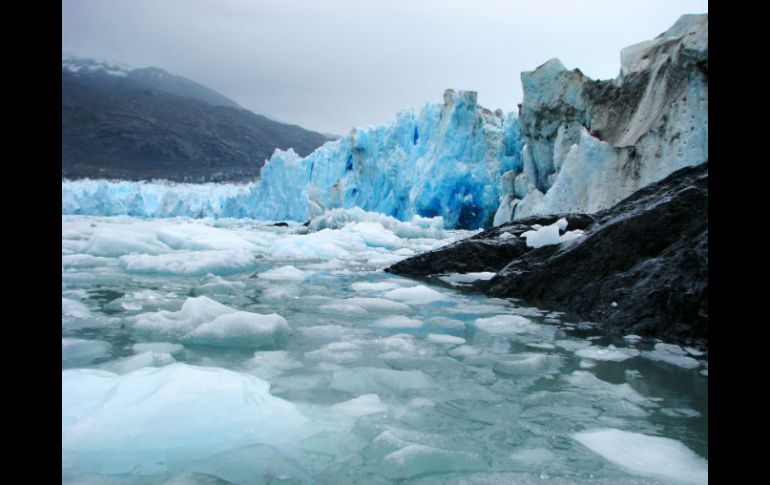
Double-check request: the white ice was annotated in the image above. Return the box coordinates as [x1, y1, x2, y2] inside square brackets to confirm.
[572, 428, 707, 485]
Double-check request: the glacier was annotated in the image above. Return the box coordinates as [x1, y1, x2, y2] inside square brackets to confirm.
[63, 89, 523, 229]
[63, 14, 706, 230]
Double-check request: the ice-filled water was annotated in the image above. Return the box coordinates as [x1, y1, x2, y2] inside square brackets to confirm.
[62, 213, 707, 484]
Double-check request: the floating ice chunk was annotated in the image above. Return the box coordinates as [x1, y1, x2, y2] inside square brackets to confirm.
[351, 281, 402, 292]
[642, 343, 701, 369]
[684, 346, 706, 357]
[572, 429, 708, 485]
[261, 284, 300, 301]
[308, 208, 444, 239]
[62, 338, 111, 365]
[304, 342, 364, 365]
[134, 296, 236, 340]
[448, 345, 482, 358]
[257, 265, 307, 282]
[121, 250, 256, 275]
[132, 342, 183, 355]
[331, 394, 388, 417]
[575, 345, 640, 362]
[348, 222, 401, 249]
[623, 334, 643, 343]
[62, 298, 91, 318]
[245, 350, 303, 379]
[345, 297, 412, 313]
[438, 272, 497, 286]
[318, 301, 369, 316]
[493, 353, 561, 376]
[565, 371, 656, 407]
[62, 364, 310, 474]
[498, 232, 515, 240]
[364, 427, 487, 479]
[83, 229, 170, 256]
[182, 311, 289, 348]
[426, 334, 466, 345]
[373, 316, 423, 329]
[155, 224, 256, 251]
[554, 339, 593, 351]
[474, 315, 536, 335]
[383, 285, 449, 304]
[661, 407, 702, 418]
[579, 359, 596, 368]
[330, 367, 435, 394]
[625, 369, 643, 379]
[197, 275, 247, 291]
[61, 254, 112, 268]
[381, 444, 486, 478]
[298, 325, 371, 342]
[527, 342, 556, 350]
[654, 343, 688, 355]
[101, 351, 175, 374]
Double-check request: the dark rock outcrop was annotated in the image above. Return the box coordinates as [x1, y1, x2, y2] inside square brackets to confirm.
[387, 163, 707, 348]
[62, 59, 334, 183]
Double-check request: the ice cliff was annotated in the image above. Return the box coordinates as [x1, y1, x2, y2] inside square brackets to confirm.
[63, 90, 523, 229]
[62, 14, 707, 229]
[497, 13, 708, 222]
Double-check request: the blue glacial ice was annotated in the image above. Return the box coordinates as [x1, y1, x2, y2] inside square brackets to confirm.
[63, 89, 523, 229]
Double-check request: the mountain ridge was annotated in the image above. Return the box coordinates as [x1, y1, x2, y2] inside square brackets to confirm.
[62, 57, 334, 183]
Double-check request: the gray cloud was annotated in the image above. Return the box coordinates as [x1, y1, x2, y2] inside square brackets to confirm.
[63, 0, 708, 135]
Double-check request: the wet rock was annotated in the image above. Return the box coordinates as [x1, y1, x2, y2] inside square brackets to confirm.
[388, 163, 707, 348]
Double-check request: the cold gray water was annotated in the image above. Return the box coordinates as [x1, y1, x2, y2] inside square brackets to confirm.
[62, 214, 707, 485]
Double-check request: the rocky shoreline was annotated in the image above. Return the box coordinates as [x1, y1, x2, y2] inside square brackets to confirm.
[387, 162, 708, 351]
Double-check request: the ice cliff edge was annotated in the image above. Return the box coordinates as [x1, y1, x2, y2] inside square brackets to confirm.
[498, 13, 707, 222]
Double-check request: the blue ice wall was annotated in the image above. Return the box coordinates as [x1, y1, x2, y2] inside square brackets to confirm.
[62, 89, 524, 229]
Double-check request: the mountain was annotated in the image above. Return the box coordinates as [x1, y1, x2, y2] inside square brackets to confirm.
[62, 57, 334, 182]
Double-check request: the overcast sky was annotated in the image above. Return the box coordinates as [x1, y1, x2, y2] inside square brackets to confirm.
[62, 0, 708, 135]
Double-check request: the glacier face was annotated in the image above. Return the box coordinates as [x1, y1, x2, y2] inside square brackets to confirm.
[502, 14, 708, 221]
[62, 14, 706, 228]
[63, 90, 523, 230]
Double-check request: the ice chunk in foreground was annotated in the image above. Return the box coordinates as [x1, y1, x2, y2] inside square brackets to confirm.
[572, 428, 707, 485]
[134, 296, 288, 348]
[62, 364, 310, 474]
[383, 285, 449, 304]
[182, 311, 290, 348]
